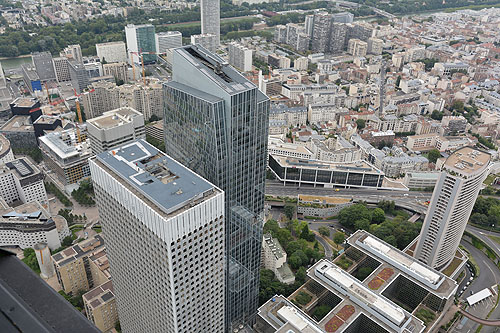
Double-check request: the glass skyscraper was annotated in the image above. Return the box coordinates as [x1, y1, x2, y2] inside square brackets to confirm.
[163, 45, 269, 331]
[125, 24, 157, 65]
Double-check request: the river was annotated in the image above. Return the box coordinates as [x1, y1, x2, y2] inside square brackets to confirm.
[0, 56, 32, 70]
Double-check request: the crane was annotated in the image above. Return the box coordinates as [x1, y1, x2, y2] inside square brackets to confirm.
[129, 50, 165, 85]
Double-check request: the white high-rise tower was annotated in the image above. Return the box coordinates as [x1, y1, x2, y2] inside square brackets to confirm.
[90, 140, 225, 333]
[415, 147, 491, 270]
[200, 0, 220, 47]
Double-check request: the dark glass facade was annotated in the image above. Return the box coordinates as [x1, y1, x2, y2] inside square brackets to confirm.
[163, 46, 270, 331]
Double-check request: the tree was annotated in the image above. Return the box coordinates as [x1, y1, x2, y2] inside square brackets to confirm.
[61, 236, 73, 247]
[295, 266, 306, 284]
[377, 200, 395, 215]
[284, 204, 295, 220]
[333, 232, 345, 245]
[22, 248, 40, 273]
[355, 267, 373, 281]
[338, 204, 371, 228]
[264, 219, 280, 235]
[427, 149, 441, 163]
[288, 253, 303, 269]
[318, 226, 330, 237]
[277, 228, 292, 246]
[371, 208, 386, 224]
[356, 119, 366, 130]
[430, 110, 443, 120]
[354, 218, 370, 231]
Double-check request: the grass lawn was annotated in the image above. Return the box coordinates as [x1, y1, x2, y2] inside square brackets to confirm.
[489, 235, 500, 246]
[484, 174, 497, 186]
[442, 257, 462, 277]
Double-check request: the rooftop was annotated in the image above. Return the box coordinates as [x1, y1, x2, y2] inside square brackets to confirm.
[443, 147, 490, 176]
[0, 115, 34, 132]
[52, 235, 105, 267]
[271, 155, 383, 175]
[83, 280, 115, 310]
[3, 157, 38, 179]
[264, 234, 285, 259]
[87, 107, 142, 130]
[10, 97, 38, 109]
[0, 134, 11, 157]
[95, 140, 218, 216]
[174, 45, 257, 95]
[39, 129, 92, 160]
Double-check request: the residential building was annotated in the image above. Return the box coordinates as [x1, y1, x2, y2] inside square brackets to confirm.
[118, 80, 164, 120]
[163, 45, 269, 330]
[269, 104, 307, 127]
[311, 12, 332, 53]
[228, 42, 253, 72]
[415, 147, 491, 270]
[89, 140, 225, 333]
[53, 57, 71, 82]
[0, 157, 47, 206]
[96, 41, 128, 64]
[407, 133, 438, 151]
[347, 39, 368, 57]
[368, 37, 384, 55]
[0, 199, 69, 250]
[52, 235, 105, 295]
[200, 0, 220, 47]
[269, 155, 384, 188]
[307, 103, 340, 123]
[262, 234, 295, 284]
[83, 280, 118, 332]
[190, 33, 218, 53]
[294, 57, 309, 71]
[256, 230, 457, 333]
[62, 44, 83, 63]
[87, 107, 145, 154]
[125, 24, 157, 65]
[81, 81, 120, 119]
[102, 62, 128, 83]
[38, 129, 93, 185]
[0, 249, 100, 333]
[32, 51, 56, 82]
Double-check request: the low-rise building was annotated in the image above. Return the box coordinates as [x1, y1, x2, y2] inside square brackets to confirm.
[0, 115, 37, 149]
[87, 107, 145, 154]
[0, 199, 69, 250]
[256, 230, 457, 333]
[52, 235, 105, 295]
[262, 234, 295, 285]
[268, 139, 313, 160]
[269, 155, 384, 188]
[145, 120, 164, 142]
[403, 172, 440, 189]
[0, 134, 14, 165]
[297, 195, 353, 218]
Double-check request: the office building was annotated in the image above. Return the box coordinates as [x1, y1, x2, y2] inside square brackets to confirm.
[332, 11, 354, 23]
[257, 230, 457, 333]
[268, 155, 384, 188]
[190, 33, 218, 53]
[32, 51, 56, 82]
[33, 115, 63, 138]
[9, 97, 41, 122]
[38, 129, 93, 185]
[83, 280, 118, 332]
[228, 42, 253, 72]
[145, 120, 164, 141]
[415, 147, 491, 270]
[96, 41, 128, 64]
[0, 248, 100, 333]
[89, 140, 225, 333]
[102, 62, 128, 83]
[164, 45, 269, 330]
[62, 44, 83, 63]
[403, 172, 440, 189]
[125, 24, 157, 65]
[52, 235, 105, 295]
[21, 64, 42, 93]
[68, 60, 90, 94]
[87, 107, 145, 154]
[155, 31, 182, 54]
[0, 157, 47, 206]
[0, 199, 69, 250]
[81, 81, 120, 119]
[0, 115, 37, 149]
[53, 57, 71, 82]
[262, 234, 294, 284]
[0, 134, 14, 165]
[200, 0, 220, 47]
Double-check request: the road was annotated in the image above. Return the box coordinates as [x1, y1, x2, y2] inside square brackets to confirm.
[468, 225, 500, 258]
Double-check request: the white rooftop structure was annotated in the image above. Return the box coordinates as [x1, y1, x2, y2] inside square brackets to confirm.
[315, 261, 410, 331]
[357, 235, 444, 290]
[466, 288, 493, 306]
[276, 306, 323, 333]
